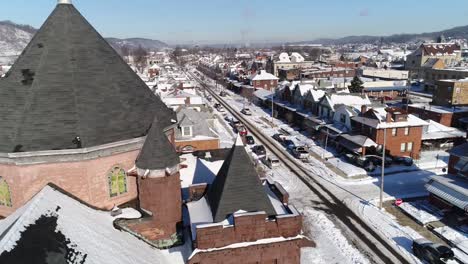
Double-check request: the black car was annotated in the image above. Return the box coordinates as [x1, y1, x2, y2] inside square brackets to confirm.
[393, 156, 414, 166]
[245, 135, 255, 145]
[366, 155, 393, 167]
[272, 133, 285, 143]
[214, 103, 221, 109]
[412, 239, 454, 264]
[252, 145, 266, 156]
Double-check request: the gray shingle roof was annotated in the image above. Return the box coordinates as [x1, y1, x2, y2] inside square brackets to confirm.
[135, 116, 179, 170]
[0, 3, 174, 153]
[206, 138, 276, 222]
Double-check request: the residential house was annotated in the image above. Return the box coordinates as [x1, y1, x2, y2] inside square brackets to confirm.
[251, 70, 279, 91]
[303, 89, 326, 115]
[175, 108, 220, 152]
[292, 83, 314, 107]
[317, 93, 371, 121]
[352, 107, 428, 159]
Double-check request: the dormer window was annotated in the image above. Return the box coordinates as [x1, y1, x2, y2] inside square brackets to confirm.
[182, 126, 193, 137]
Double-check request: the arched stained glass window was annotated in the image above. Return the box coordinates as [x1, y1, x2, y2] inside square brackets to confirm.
[108, 167, 127, 197]
[0, 177, 12, 207]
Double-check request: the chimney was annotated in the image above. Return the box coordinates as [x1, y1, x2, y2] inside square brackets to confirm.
[361, 105, 368, 114]
[386, 111, 392, 122]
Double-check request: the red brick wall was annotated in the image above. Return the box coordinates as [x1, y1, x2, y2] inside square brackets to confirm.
[408, 106, 453, 127]
[447, 155, 460, 175]
[188, 238, 306, 264]
[195, 212, 302, 249]
[175, 139, 220, 152]
[374, 126, 423, 159]
[129, 172, 182, 240]
[0, 150, 140, 217]
[253, 80, 278, 91]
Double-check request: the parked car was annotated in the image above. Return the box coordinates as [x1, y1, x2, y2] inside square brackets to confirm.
[213, 103, 221, 109]
[245, 135, 255, 145]
[241, 108, 252, 116]
[224, 115, 234, 122]
[217, 107, 226, 113]
[237, 125, 248, 136]
[219, 91, 227, 97]
[412, 239, 454, 264]
[292, 146, 309, 160]
[345, 154, 376, 172]
[392, 156, 414, 166]
[283, 139, 296, 151]
[366, 155, 393, 167]
[264, 155, 280, 168]
[252, 145, 266, 156]
[272, 133, 286, 143]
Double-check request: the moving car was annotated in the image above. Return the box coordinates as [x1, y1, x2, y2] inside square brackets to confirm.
[412, 239, 454, 264]
[241, 108, 252, 116]
[252, 145, 266, 156]
[245, 135, 255, 145]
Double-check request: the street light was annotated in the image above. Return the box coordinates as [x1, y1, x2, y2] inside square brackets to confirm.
[271, 87, 275, 126]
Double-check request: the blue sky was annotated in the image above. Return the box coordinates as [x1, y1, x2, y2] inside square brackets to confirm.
[2, 0, 468, 44]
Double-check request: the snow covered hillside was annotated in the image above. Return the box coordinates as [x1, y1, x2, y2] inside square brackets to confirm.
[0, 21, 35, 63]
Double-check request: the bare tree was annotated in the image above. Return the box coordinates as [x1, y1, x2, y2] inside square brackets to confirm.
[133, 45, 148, 71]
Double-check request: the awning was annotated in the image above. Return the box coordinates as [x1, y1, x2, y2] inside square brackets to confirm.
[425, 176, 468, 212]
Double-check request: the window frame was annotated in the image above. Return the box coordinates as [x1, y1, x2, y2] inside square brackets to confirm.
[400, 143, 406, 153]
[108, 166, 128, 198]
[407, 142, 413, 152]
[181, 126, 193, 137]
[404, 127, 409, 136]
[0, 177, 12, 207]
[392, 128, 397, 136]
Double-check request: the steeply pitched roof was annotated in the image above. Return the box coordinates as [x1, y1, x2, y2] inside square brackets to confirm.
[206, 137, 275, 222]
[421, 43, 460, 56]
[0, 185, 170, 264]
[0, 3, 174, 153]
[135, 116, 179, 170]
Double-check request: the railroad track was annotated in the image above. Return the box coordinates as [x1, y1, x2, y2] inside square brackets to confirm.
[188, 70, 414, 264]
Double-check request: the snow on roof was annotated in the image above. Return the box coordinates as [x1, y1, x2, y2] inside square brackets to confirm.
[308, 89, 326, 102]
[290, 52, 305, 63]
[422, 120, 466, 140]
[264, 184, 288, 215]
[179, 154, 224, 188]
[252, 70, 279, 81]
[278, 52, 290, 62]
[353, 108, 429, 129]
[0, 185, 172, 264]
[186, 197, 213, 241]
[296, 84, 314, 96]
[326, 94, 371, 109]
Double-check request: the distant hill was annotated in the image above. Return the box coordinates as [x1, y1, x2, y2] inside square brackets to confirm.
[293, 25, 468, 45]
[106, 37, 168, 52]
[0, 21, 168, 63]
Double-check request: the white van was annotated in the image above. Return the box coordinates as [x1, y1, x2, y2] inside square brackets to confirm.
[265, 155, 280, 168]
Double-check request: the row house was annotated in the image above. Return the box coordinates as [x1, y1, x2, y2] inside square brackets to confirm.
[352, 107, 429, 159]
[317, 93, 372, 121]
[425, 143, 467, 220]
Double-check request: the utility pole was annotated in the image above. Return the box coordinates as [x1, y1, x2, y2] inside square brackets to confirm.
[322, 127, 329, 159]
[271, 87, 275, 126]
[379, 127, 387, 210]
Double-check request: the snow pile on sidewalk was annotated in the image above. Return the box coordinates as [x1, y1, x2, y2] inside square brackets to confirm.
[398, 201, 443, 225]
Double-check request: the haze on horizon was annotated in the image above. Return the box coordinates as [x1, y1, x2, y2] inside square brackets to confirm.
[2, 0, 468, 45]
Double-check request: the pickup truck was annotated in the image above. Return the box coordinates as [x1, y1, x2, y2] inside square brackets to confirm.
[292, 146, 309, 160]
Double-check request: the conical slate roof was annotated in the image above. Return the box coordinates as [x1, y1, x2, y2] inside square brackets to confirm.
[206, 137, 275, 222]
[135, 116, 179, 170]
[0, 2, 174, 153]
